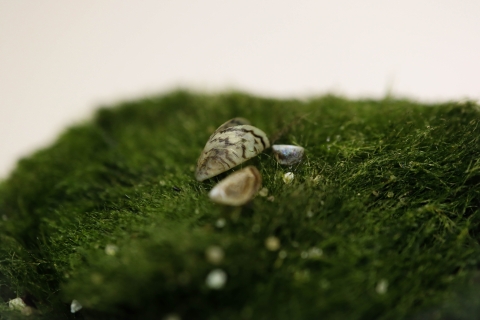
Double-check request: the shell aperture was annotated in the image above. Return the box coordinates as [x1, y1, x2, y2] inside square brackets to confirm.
[208, 166, 262, 206]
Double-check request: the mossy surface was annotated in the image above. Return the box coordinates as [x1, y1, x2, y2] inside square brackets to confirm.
[1, 91, 480, 319]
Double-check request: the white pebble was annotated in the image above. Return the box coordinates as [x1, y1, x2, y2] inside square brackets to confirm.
[205, 269, 227, 289]
[283, 172, 294, 184]
[70, 299, 83, 313]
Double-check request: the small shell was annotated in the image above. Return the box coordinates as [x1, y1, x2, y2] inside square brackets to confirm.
[272, 145, 304, 165]
[196, 124, 270, 181]
[209, 166, 262, 206]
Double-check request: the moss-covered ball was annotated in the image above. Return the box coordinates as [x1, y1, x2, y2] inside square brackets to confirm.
[1, 91, 480, 319]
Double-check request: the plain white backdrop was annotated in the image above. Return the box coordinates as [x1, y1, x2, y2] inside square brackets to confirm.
[1, 0, 479, 178]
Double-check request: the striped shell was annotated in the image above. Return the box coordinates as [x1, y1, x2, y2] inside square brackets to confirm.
[208, 166, 262, 206]
[272, 145, 304, 165]
[195, 122, 270, 181]
[215, 117, 250, 131]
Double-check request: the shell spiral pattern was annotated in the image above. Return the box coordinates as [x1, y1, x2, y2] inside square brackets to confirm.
[195, 124, 270, 181]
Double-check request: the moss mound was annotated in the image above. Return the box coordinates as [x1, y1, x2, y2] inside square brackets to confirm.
[1, 91, 480, 319]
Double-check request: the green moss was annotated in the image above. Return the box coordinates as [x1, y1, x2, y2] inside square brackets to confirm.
[1, 91, 479, 319]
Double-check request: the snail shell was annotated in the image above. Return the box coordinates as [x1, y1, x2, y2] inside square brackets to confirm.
[195, 122, 270, 181]
[208, 166, 262, 206]
[215, 117, 250, 132]
[272, 145, 304, 165]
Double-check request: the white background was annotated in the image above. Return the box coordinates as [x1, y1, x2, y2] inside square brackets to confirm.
[1, 1, 479, 178]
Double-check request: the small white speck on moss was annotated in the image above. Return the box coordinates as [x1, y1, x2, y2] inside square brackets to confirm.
[258, 187, 269, 197]
[206, 269, 227, 289]
[308, 247, 323, 258]
[159, 180, 166, 186]
[265, 236, 281, 251]
[70, 299, 83, 313]
[105, 244, 119, 256]
[215, 218, 226, 228]
[283, 172, 294, 184]
[301, 247, 323, 259]
[205, 246, 224, 265]
[376, 279, 388, 294]
[306, 210, 314, 218]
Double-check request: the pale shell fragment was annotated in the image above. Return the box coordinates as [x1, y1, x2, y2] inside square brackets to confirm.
[70, 299, 83, 313]
[8, 297, 33, 316]
[283, 172, 295, 184]
[196, 123, 270, 181]
[8, 297, 26, 311]
[272, 145, 305, 165]
[208, 166, 262, 206]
